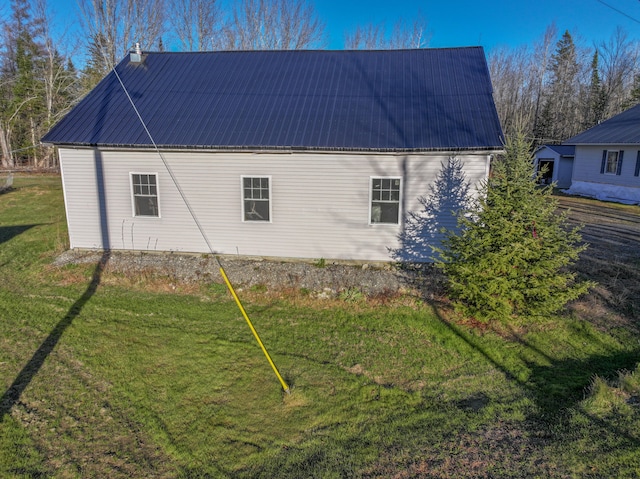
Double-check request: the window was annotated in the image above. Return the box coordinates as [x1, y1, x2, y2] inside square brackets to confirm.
[370, 177, 401, 224]
[242, 176, 270, 221]
[131, 173, 159, 217]
[605, 151, 619, 174]
[601, 150, 624, 175]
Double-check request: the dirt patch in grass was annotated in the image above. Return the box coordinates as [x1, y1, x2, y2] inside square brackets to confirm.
[363, 421, 555, 478]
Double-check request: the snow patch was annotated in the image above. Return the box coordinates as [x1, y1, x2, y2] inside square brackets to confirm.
[564, 181, 640, 205]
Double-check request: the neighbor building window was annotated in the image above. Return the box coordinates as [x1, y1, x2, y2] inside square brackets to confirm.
[605, 150, 619, 174]
[370, 177, 401, 224]
[242, 176, 270, 221]
[131, 173, 159, 217]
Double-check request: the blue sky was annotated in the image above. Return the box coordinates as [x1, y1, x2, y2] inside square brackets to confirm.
[316, 0, 640, 50]
[43, 0, 640, 53]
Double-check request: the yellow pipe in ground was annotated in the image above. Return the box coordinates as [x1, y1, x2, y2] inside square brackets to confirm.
[219, 265, 290, 394]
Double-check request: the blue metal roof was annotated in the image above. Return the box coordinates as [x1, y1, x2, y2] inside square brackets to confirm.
[42, 48, 504, 151]
[565, 104, 640, 145]
[543, 145, 575, 156]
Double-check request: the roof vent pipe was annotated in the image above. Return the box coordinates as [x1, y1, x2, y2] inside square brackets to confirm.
[130, 43, 143, 63]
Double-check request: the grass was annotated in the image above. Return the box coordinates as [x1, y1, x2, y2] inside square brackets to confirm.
[1, 174, 639, 477]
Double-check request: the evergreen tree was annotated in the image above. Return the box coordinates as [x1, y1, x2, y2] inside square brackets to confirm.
[436, 134, 593, 322]
[0, 0, 46, 166]
[584, 50, 606, 129]
[541, 30, 580, 142]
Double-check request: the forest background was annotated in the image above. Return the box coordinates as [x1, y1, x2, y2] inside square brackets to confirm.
[1, 0, 640, 169]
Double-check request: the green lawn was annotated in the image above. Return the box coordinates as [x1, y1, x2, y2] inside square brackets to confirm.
[1, 174, 639, 478]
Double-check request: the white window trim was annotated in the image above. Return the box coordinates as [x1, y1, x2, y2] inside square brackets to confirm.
[241, 175, 272, 223]
[605, 150, 619, 175]
[368, 176, 402, 226]
[130, 172, 161, 218]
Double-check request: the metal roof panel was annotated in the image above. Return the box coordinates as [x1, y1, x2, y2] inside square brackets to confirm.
[42, 48, 504, 151]
[565, 104, 640, 145]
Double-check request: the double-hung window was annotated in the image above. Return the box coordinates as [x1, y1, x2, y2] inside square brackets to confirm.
[601, 150, 624, 175]
[131, 173, 159, 217]
[370, 177, 401, 224]
[605, 150, 619, 174]
[242, 176, 270, 222]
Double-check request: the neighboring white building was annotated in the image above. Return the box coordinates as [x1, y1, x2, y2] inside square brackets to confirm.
[42, 48, 504, 262]
[564, 104, 640, 205]
[533, 145, 574, 189]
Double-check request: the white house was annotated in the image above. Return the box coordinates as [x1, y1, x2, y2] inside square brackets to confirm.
[533, 145, 574, 188]
[564, 104, 640, 205]
[42, 48, 504, 262]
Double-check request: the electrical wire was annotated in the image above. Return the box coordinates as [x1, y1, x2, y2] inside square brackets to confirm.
[109, 64, 217, 258]
[107, 53, 290, 393]
[596, 0, 640, 24]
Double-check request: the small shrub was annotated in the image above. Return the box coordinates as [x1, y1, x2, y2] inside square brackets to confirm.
[314, 258, 326, 268]
[620, 365, 640, 395]
[339, 288, 363, 302]
[581, 365, 640, 419]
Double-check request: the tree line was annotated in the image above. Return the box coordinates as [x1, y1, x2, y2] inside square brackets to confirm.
[490, 24, 640, 145]
[1, 0, 639, 168]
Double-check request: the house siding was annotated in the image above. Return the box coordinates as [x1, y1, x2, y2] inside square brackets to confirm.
[566, 145, 640, 204]
[59, 148, 489, 261]
[533, 146, 574, 189]
[573, 145, 640, 187]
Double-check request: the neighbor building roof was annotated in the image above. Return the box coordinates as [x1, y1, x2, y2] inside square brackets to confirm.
[42, 48, 504, 151]
[541, 145, 575, 156]
[565, 104, 640, 145]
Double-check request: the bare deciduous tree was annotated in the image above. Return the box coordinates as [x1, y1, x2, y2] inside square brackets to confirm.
[169, 0, 224, 51]
[344, 16, 429, 49]
[599, 26, 639, 117]
[77, 0, 166, 72]
[225, 0, 325, 50]
[34, 0, 80, 167]
[489, 45, 532, 137]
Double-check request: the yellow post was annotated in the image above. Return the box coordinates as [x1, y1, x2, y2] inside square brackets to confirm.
[219, 265, 290, 394]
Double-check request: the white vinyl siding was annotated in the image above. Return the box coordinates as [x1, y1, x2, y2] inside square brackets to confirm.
[58, 148, 491, 261]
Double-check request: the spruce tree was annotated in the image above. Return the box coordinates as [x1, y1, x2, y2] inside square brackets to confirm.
[543, 30, 580, 141]
[437, 134, 593, 322]
[584, 50, 606, 129]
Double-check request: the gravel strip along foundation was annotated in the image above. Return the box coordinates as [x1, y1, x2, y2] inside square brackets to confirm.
[54, 250, 442, 298]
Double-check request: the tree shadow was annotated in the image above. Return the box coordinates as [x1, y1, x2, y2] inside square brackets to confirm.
[391, 157, 472, 264]
[390, 157, 472, 295]
[0, 224, 40, 246]
[424, 301, 640, 448]
[0, 251, 111, 420]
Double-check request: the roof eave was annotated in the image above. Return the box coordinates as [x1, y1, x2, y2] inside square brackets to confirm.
[47, 142, 505, 154]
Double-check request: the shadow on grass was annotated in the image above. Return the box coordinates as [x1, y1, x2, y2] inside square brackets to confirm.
[0, 251, 110, 420]
[0, 224, 40, 246]
[423, 295, 640, 448]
